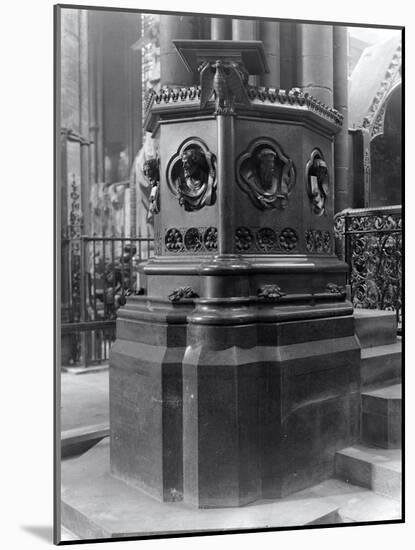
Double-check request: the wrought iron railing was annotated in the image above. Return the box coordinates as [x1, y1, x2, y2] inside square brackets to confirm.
[334, 205, 402, 325]
[61, 235, 154, 367]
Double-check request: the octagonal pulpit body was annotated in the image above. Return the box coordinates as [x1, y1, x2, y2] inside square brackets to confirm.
[110, 41, 360, 510]
[144, 85, 344, 297]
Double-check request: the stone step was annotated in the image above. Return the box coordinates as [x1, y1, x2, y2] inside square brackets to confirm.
[61, 422, 109, 458]
[335, 444, 401, 500]
[361, 384, 401, 448]
[303, 478, 401, 524]
[361, 341, 401, 389]
[354, 309, 397, 349]
[60, 438, 402, 541]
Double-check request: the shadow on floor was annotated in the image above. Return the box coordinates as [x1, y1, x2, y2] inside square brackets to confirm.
[20, 525, 53, 543]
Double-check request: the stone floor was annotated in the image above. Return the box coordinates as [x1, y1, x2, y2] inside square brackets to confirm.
[61, 367, 109, 432]
[58, 365, 401, 542]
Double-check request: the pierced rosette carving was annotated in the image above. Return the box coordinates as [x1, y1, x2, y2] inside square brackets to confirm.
[166, 138, 216, 212]
[236, 138, 295, 210]
[235, 226, 254, 252]
[256, 227, 277, 253]
[279, 228, 298, 251]
[165, 228, 183, 252]
[203, 227, 218, 251]
[184, 228, 202, 252]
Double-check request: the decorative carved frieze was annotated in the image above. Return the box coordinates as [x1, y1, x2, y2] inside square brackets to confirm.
[164, 227, 218, 255]
[236, 139, 296, 210]
[234, 226, 299, 253]
[145, 86, 343, 127]
[166, 139, 217, 212]
[305, 149, 329, 216]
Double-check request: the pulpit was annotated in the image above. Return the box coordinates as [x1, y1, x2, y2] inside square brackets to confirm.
[109, 40, 360, 508]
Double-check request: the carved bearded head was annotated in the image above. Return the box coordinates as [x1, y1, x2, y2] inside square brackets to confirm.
[181, 147, 209, 182]
[255, 148, 279, 192]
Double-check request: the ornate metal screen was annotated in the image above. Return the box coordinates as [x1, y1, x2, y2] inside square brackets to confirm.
[334, 206, 402, 325]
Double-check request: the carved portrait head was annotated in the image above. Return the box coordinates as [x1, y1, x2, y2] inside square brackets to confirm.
[143, 158, 160, 187]
[236, 140, 295, 210]
[167, 140, 217, 212]
[306, 150, 329, 216]
[181, 147, 209, 182]
[143, 157, 160, 220]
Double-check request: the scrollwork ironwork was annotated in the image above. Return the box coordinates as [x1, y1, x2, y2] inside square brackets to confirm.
[334, 207, 401, 323]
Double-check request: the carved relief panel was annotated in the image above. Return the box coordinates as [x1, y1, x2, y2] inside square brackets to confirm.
[305, 149, 329, 216]
[236, 138, 296, 210]
[166, 138, 217, 212]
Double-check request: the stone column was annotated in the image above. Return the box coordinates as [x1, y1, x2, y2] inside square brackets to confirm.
[232, 18, 258, 40]
[211, 17, 232, 40]
[280, 22, 297, 90]
[333, 26, 349, 213]
[160, 15, 198, 87]
[259, 21, 280, 88]
[79, 10, 90, 236]
[232, 19, 259, 85]
[297, 24, 333, 107]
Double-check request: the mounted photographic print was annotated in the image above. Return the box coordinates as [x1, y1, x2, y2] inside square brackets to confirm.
[55, 3, 403, 544]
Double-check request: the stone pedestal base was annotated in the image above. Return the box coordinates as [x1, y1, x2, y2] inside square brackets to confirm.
[109, 284, 360, 508]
